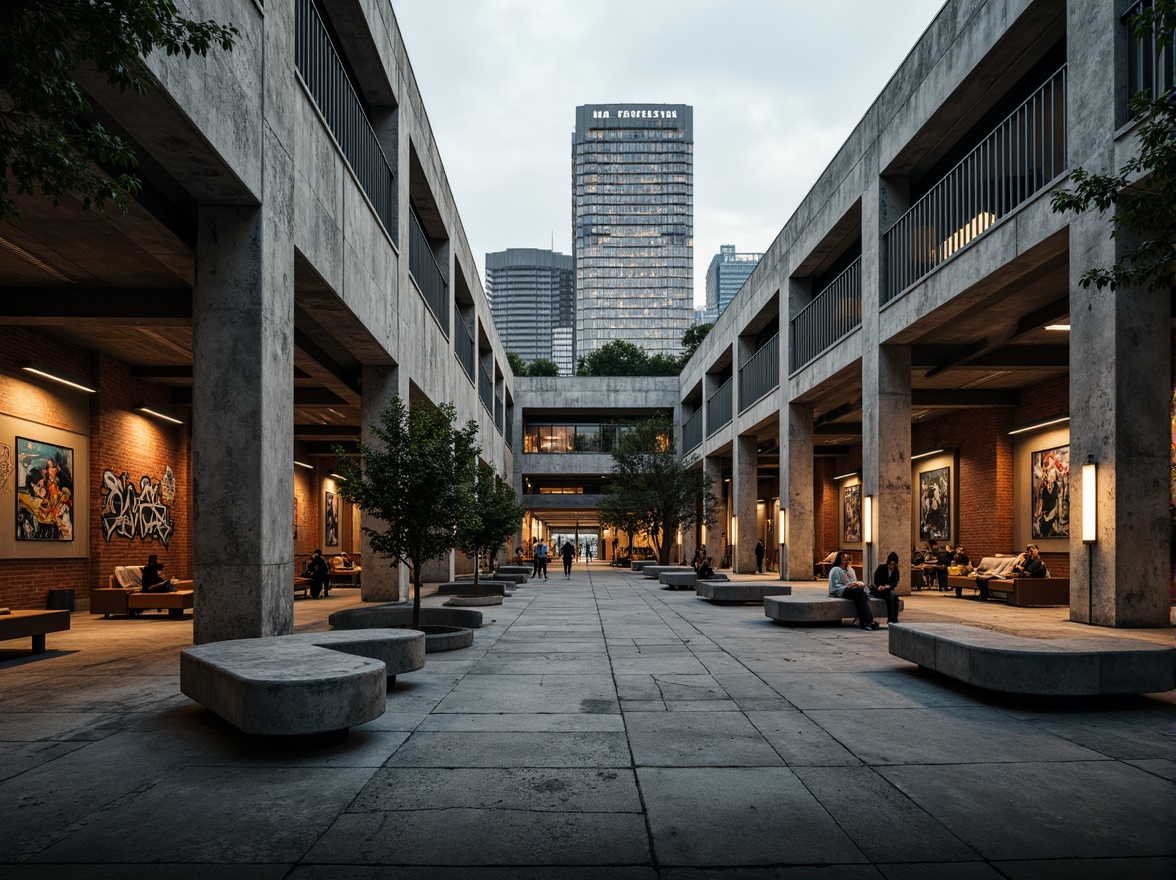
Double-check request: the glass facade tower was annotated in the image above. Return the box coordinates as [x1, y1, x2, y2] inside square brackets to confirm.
[572, 104, 693, 364]
[486, 248, 575, 375]
[705, 244, 762, 316]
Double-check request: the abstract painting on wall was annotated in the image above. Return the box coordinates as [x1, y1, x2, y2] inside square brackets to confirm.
[16, 437, 74, 541]
[325, 490, 339, 547]
[842, 483, 862, 544]
[1031, 444, 1070, 538]
[918, 466, 951, 541]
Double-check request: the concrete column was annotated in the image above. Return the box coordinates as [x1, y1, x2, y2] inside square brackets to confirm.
[781, 402, 815, 581]
[731, 434, 758, 573]
[193, 201, 294, 644]
[357, 364, 403, 602]
[861, 176, 912, 591]
[701, 455, 722, 562]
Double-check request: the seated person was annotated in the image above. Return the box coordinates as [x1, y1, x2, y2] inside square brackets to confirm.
[871, 550, 901, 624]
[829, 550, 878, 630]
[337, 551, 354, 570]
[141, 553, 175, 593]
[951, 546, 971, 569]
[1012, 544, 1047, 578]
[697, 556, 716, 580]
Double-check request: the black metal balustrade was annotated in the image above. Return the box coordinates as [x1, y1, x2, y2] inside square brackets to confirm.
[495, 394, 504, 434]
[706, 378, 732, 437]
[883, 66, 1067, 302]
[294, 0, 395, 237]
[456, 319, 475, 382]
[409, 211, 449, 333]
[478, 369, 493, 415]
[738, 333, 780, 412]
[790, 258, 861, 373]
[505, 407, 514, 450]
[682, 408, 702, 452]
[1126, 0, 1175, 113]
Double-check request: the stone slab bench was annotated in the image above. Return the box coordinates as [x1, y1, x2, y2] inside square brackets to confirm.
[764, 594, 902, 625]
[457, 572, 527, 585]
[643, 565, 694, 579]
[0, 609, 70, 654]
[630, 560, 655, 571]
[437, 581, 509, 596]
[888, 622, 1176, 696]
[329, 603, 484, 630]
[179, 629, 426, 739]
[660, 571, 697, 589]
[697, 581, 793, 604]
[495, 566, 532, 577]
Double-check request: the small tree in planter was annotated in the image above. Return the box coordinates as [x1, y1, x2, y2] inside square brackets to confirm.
[334, 396, 479, 628]
[454, 462, 527, 596]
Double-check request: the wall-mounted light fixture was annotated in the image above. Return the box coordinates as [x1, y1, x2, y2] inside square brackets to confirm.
[779, 510, 787, 545]
[911, 448, 945, 461]
[294, 460, 314, 470]
[1081, 459, 1097, 544]
[832, 470, 859, 481]
[134, 405, 183, 425]
[1008, 416, 1069, 436]
[329, 473, 347, 481]
[22, 362, 96, 394]
[1044, 324, 1070, 331]
[863, 495, 874, 546]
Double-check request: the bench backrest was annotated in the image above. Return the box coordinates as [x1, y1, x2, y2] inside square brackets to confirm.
[113, 566, 144, 589]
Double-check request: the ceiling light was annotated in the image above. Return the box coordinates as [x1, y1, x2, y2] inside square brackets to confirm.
[833, 471, 859, 481]
[961, 371, 1010, 389]
[135, 406, 183, 425]
[1045, 324, 1070, 331]
[21, 362, 96, 394]
[329, 473, 347, 481]
[1008, 416, 1069, 436]
[294, 461, 314, 470]
[912, 448, 945, 461]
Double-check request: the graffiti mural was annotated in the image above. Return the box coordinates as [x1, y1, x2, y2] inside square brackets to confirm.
[100, 469, 175, 547]
[0, 443, 13, 494]
[16, 438, 74, 541]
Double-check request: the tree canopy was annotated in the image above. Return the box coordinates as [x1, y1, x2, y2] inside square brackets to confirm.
[681, 323, 713, 362]
[577, 340, 680, 377]
[526, 358, 560, 376]
[1049, 2, 1175, 292]
[599, 415, 715, 564]
[506, 352, 527, 376]
[0, 1, 239, 224]
[333, 397, 479, 626]
[454, 462, 527, 594]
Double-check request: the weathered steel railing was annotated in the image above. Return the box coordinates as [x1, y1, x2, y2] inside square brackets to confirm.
[706, 378, 732, 437]
[1126, 1, 1175, 112]
[456, 318, 475, 382]
[682, 408, 702, 452]
[790, 258, 861, 373]
[409, 211, 449, 333]
[738, 333, 779, 411]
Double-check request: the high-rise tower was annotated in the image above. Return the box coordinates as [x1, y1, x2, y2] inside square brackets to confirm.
[572, 104, 693, 365]
[486, 248, 575, 375]
[705, 244, 763, 317]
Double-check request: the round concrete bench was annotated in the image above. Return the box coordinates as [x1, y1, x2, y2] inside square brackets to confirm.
[763, 594, 902, 625]
[179, 629, 425, 739]
[697, 581, 792, 604]
[889, 622, 1176, 696]
[329, 604, 484, 630]
[436, 582, 509, 596]
[660, 571, 698, 589]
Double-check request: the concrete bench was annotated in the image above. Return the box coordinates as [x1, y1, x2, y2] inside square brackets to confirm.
[180, 629, 426, 739]
[0, 609, 70, 654]
[764, 594, 902, 625]
[660, 571, 697, 589]
[888, 622, 1176, 696]
[329, 604, 484, 630]
[495, 566, 531, 578]
[697, 581, 792, 604]
[436, 581, 509, 596]
[643, 565, 694, 579]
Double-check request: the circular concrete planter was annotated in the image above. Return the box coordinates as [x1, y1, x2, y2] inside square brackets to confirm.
[414, 624, 474, 652]
[443, 595, 503, 607]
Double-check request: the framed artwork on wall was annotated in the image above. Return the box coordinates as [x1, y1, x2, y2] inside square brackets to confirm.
[1031, 444, 1069, 538]
[918, 466, 950, 542]
[15, 437, 75, 541]
[325, 490, 339, 546]
[842, 483, 862, 544]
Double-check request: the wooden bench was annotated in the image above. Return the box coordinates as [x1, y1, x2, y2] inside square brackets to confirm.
[91, 587, 194, 618]
[764, 594, 902, 626]
[0, 609, 70, 653]
[948, 575, 1070, 606]
[888, 622, 1176, 696]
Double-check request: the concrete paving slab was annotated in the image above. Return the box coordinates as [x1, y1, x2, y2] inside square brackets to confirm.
[877, 864, 1004, 880]
[0, 710, 128, 742]
[610, 655, 711, 675]
[746, 710, 863, 766]
[758, 671, 976, 710]
[387, 730, 631, 768]
[468, 654, 612, 675]
[4, 866, 291, 880]
[349, 766, 642, 812]
[994, 856, 1176, 880]
[0, 740, 86, 782]
[879, 760, 1176, 860]
[1127, 758, 1176, 780]
[1013, 711, 1176, 760]
[638, 767, 867, 866]
[433, 673, 619, 714]
[291, 869, 657, 880]
[304, 809, 652, 866]
[663, 700, 741, 711]
[804, 706, 1110, 765]
[625, 711, 784, 766]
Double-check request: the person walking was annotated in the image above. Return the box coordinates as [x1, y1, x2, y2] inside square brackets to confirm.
[828, 550, 878, 630]
[754, 539, 765, 573]
[534, 538, 549, 580]
[308, 548, 329, 599]
[561, 540, 575, 578]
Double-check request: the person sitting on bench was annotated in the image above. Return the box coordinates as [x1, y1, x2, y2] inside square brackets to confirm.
[141, 554, 175, 593]
[697, 556, 716, 580]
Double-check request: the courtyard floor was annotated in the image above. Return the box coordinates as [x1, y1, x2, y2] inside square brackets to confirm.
[0, 565, 1173, 879]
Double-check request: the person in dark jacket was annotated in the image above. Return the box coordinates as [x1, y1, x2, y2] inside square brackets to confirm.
[308, 549, 329, 598]
[141, 554, 175, 593]
[871, 550, 901, 624]
[561, 540, 575, 578]
[754, 540, 765, 573]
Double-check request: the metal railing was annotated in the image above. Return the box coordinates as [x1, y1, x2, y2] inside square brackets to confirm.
[494, 394, 504, 434]
[1126, 1, 1175, 113]
[682, 408, 702, 452]
[478, 369, 493, 415]
[409, 211, 449, 334]
[738, 333, 780, 412]
[790, 258, 861, 373]
[706, 378, 732, 437]
[505, 406, 514, 450]
[456, 318, 475, 382]
[883, 66, 1067, 302]
[294, 0, 395, 237]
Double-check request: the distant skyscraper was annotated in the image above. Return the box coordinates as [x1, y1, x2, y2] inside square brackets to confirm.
[693, 307, 718, 327]
[572, 104, 693, 365]
[486, 248, 574, 374]
[705, 244, 762, 316]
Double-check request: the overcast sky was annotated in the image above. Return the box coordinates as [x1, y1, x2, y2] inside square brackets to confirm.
[393, 0, 945, 308]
